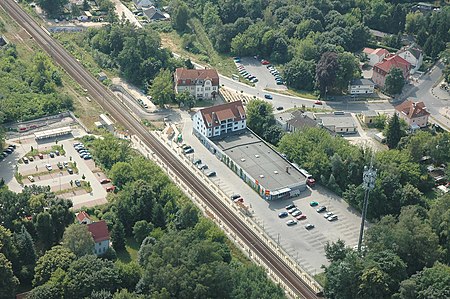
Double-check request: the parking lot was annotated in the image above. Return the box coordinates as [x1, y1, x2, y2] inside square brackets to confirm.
[179, 112, 363, 274]
[1, 131, 111, 210]
[236, 57, 288, 91]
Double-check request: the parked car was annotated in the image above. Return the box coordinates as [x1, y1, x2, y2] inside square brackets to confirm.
[309, 201, 319, 207]
[28, 156, 34, 162]
[305, 224, 315, 230]
[314, 100, 323, 105]
[106, 186, 116, 192]
[75, 180, 81, 187]
[205, 171, 216, 177]
[276, 106, 284, 110]
[296, 214, 307, 220]
[57, 162, 63, 170]
[292, 210, 302, 217]
[285, 204, 296, 210]
[278, 211, 289, 218]
[49, 152, 55, 158]
[183, 148, 194, 154]
[63, 161, 69, 168]
[317, 206, 327, 213]
[261, 59, 270, 65]
[28, 175, 35, 182]
[264, 94, 273, 100]
[324, 212, 333, 218]
[38, 153, 44, 159]
[288, 207, 298, 214]
[181, 144, 191, 150]
[197, 164, 208, 170]
[100, 178, 111, 184]
[83, 155, 92, 160]
[23, 157, 29, 164]
[45, 164, 52, 171]
[193, 158, 202, 165]
[4, 148, 13, 154]
[233, 197, 244, 203]
[231, 194, 241, 200]
[327, 215, 338, 221]
[67, 168, 73, 174]
[73, 142, 81, 147]
[286, 219, 298, 226]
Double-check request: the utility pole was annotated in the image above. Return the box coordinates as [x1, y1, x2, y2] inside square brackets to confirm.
[357, 163, 376, 252]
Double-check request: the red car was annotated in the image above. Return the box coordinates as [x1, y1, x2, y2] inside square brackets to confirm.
[100, 178, 111, 184]
[296, 214, 307, 221]
[38, 153, 44, 159]
[106, 186, 116, 192]
[314, 100, 323, 105]
[261, 59, 270, 65]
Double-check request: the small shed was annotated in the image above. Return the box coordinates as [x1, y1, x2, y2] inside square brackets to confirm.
[98, 72, 108, 82]
[361, 111, 378, 124]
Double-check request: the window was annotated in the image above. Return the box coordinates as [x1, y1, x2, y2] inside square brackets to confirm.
[205, 87, 210, 91]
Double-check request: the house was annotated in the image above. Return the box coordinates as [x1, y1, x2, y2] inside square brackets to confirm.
[174, 68, 219, 100]
[372, 55, 411, 88]
[142, 6, 169, 21]
[133, 0, 154, 9]
[285, 111, 317, 132]
[349, 79, 375, 95]
[363, 48, 390, 66]
[395, 100, 429, 128]
[397, 45, 423, 74]
[193, 101, 246, 137]
[87, 220, 110, 255]
[76, 211, 92, 224]
[314, 112, 358, 134]
[361, 110, 379, 124]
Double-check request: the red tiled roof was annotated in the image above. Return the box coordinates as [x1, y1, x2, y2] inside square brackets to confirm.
[374, 55, 411, 74]
[175, 68, 219, 86]
[76, 211, 91, 223]
[87, 220, 110, 243]
[372, 48, 390, 57]
[200, 101, 245, 128]
[395, 100, 430, 119]
[363, 47, 374, 54]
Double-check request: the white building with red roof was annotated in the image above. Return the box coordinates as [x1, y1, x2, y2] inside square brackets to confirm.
[397, 44, 423, 74]
[372, 55, 411, 88]
[76, 211, 92, 224]
[174, 68, 219, 100]
[193, 101, 246, 138]
[363, 47, 390, 66]
[87, 220, 110, 255]
[395, 100, 429, 129]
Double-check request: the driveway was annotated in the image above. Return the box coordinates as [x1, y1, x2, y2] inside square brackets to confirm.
[110, 0, 142, 28]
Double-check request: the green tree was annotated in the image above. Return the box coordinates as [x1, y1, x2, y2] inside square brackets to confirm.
[27, 284, 63, 299]
[150, 69, 175, 108]
[14, 225, 37, 283]
[245, 99, 275, 137]
[175, 90, 195, 109]
[132, 220, 154, 245]
[283, 58, 315, 91]
[171, 1, 190, 32]
[428, 194, 450, 264]
[0, 253, 19, 299]
[175, 203, 199, 230]
[33, 245, 76, 286]
[37, 0, 68, 17]
[385, 113, 402, 149]
[385, 68, 405, 95]
[92, 134, 130, 170]
[324, 239, 349, 262]
[62, 224, 95, 257]
[109, 162, 134, 188]
[114, 262, 141, 291]
[111, 220, 126, 251]
[334, 52, 360, 92]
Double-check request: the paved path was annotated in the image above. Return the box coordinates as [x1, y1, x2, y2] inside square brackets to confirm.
[111, 0, 142, 28]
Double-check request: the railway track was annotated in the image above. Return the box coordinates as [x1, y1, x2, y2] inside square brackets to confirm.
[1, 1, 321, 298]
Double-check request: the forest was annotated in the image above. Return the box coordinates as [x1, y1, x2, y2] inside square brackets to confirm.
[0, 134, 285, 299]
[0, 45, 73, 124]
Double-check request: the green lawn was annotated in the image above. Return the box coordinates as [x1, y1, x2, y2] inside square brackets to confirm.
[265, 87, 318, 100]
[314, 272, 326, 288]
[117, 237, 140, 263]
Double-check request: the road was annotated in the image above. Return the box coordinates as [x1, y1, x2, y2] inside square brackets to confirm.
[1, 0, 321, 297]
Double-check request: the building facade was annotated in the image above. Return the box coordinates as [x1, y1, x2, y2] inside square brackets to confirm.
[174, 68, 219, 100]
[397, 45, 423, 74]
[193, 101, 246, 137]
[87, 220, 110, 256]
[349, 78, 375, 94]
[372, 55, 411, 88]
[395, 100, 429, 128]
[363, 47, 389, 66]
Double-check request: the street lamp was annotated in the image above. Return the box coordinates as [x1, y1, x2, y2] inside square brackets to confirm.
[357, 164, 377, 252]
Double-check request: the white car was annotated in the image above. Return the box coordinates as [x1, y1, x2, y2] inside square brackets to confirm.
[27, 175, 35, 182]
[286, 220, 297, 226]
[327, 215, 338, 221]
[323, 212, 333, 218]
[45, 164, 52, 171]
[292, 210, 302, 217]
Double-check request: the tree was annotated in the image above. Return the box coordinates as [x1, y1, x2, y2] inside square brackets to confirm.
[133, 220, 154, 245]
[396, 262, 450, 299]
[324, 239, 349, 262]
[33, 245, 76, 286]
[111, 220, 126, 251]
[0, 253, 19, 299]
[315, 52, 339, 96]
[334, 52, 360, 92]
[385, 113, 402, 149]
[62, 224, 95, 257]
[37, 0, 69, 17]
[385, 68, 405, 95]
[114, 262, 141, 291]
[150, 69, 175, 108]
[283, 58, 315, 91]
[152, 204, 166, 228]
[92, 134, 130, 170]
[14, 226, 37, 283]
[109, 162, 134, 188]
[175, 90, 195, 109]
[245, 99, 275, 137]
[175, 203, 199, 230]
[171, 1, 190, 32]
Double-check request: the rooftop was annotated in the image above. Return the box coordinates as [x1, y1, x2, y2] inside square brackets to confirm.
[395, 100, 430, 118]
[286, 110, 318, 131]
[374, 55, 411, 73]
[87, 220, 110, 243]
[314, 112, 357, 129]
[76, 211, 91, 223]
[175, 68, 219, 86]
[212, 130, 306, 191]
[350, 78, 375, 86]
[199, 101, 245, 128]
[361, 110, 378, 117]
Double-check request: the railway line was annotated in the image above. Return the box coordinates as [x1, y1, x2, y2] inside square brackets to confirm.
[1, 1, 321, 298]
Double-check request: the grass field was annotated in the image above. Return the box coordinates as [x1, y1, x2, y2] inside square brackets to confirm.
[117, 237, 140, 263]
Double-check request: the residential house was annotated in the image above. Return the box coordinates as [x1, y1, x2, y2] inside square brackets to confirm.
[285, 111, 317, 132]
[193, 101, 246, 138]
[87, 220, 110, 255]
[363, 48, 390, 66]
[314, 112, 358, 134]
[349, 78, 375, 94]
[361, 110, 379, 125]
[397, 45, 423, 74]
[395, 100, 429, 129]
[133, 0, 154, 9]
[143, 6, 170, 21]
[174, 68, 219, 100]
[372, 55, 411, 88]
[76, 211, 92, 224]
